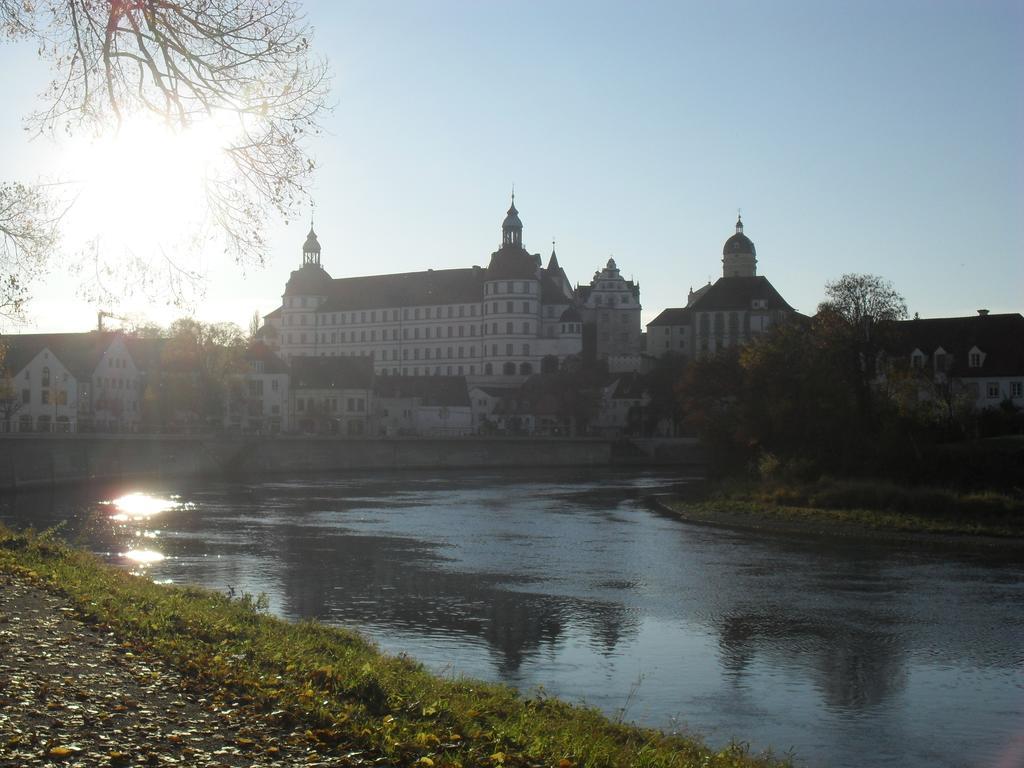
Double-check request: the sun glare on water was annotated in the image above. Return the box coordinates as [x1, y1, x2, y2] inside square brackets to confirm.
[121, 549, 166, 564]
[105, 492, 184, 522]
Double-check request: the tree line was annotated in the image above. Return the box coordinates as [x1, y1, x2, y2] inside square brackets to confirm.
[673, 274, 1021, 488]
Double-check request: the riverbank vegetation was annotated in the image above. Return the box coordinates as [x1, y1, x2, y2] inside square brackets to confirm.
[0, 525, 788, 768]
[668, 477, 1024, 538]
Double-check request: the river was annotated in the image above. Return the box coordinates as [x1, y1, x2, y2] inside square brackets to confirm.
[1, 469, 1021, 768]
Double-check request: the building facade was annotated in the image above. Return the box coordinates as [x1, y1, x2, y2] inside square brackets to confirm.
[1, 332, 142, 433]
[647, 217, 796, 359]
[578, 257, 642, 362]
[263, 197, 641, 380]
[888, 311, 1024, 412]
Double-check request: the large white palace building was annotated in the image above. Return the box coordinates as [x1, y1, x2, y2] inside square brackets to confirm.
[262, 197, 641, 379]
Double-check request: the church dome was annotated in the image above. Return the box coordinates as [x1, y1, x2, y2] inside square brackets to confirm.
[303, 227, 321, 254]
[502, 202, 523, 231]
[723, 216, 755, 257]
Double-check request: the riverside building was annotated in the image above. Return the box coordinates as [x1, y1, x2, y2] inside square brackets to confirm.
[646, 216, 796, 358]
[262, 197, 631, 380]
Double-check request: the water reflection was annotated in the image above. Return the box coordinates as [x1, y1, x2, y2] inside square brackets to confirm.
[121, 548, 165, 565]
[103, 491, 187, 522]
[0, 470, 1021, 768]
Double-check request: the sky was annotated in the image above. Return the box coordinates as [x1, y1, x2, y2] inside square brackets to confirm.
[1, 0, 1021, 334]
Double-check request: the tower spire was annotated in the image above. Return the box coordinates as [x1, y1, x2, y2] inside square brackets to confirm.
[501, 191, 523, 248]
[302, 206, 322, 267]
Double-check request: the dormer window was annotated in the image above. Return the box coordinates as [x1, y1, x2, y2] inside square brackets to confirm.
[968, 347, 984, 368]
[910, 351, 924, 369]
[751, 299, 766, 310]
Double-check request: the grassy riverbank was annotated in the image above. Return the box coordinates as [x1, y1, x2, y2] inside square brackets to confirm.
[0, 525, 787, 768]
[665, 478, 1024, 539]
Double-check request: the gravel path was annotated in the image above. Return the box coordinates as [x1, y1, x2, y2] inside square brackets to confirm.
[0, 572, 358, 767]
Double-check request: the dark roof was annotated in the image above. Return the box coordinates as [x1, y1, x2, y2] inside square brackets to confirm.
[373, 376, 469, 407]
[541, 271, 572, 303]
[245, 342, 288, 374]
[303, 227, 322, 254]
[264, 306, 283, 320]
[1, 331, 123, 380]
[647, 308, 692, 327]
[290, 356, 374, 390]
[318, 267, 486, 312]
[891, 313, 1024, 377]
[470, 385, 515, 398]
[487, 244, 539, 280]
[559, 306, 582, 322]
[688, 276, 794, 313]
[723, 217, 756, 256]
[284, 262, 334, 295]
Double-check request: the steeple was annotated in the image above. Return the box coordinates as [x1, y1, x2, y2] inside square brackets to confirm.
[501, 191, 523, 248]
[547, 238, 560, 270]
[302, 224, 322, 267]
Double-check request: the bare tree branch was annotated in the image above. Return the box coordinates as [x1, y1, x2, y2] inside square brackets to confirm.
[0, 182, 64, 323]
[1, 0, 329, 310]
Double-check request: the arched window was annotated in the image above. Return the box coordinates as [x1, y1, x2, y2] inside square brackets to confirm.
[484, 363, 493, 375]
[502, 362, 516, 376]
[519, 362, 533, 375]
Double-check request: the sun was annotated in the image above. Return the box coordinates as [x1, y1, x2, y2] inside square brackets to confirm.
[62, 112, 241, 251]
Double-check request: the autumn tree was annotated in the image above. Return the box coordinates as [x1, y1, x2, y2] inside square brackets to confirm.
[817, 274, 908, 427]
[677, 275, 911, 478]
[160, 318, 246, 428]
[1, 0, 328, 312]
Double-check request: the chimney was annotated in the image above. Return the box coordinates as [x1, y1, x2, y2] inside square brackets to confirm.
[977, 309, 989, 316]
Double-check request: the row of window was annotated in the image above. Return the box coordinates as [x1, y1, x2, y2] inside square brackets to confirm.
[285, 303, 483, 322]
[911, 350, 987, 369]
[981, 381, 1023, 399]
[382, 365, 477, 376]
[295, 397, 365, 413]
[593, 294, 632, 306]
[487, 301, 536, 315]
[22, 388, 68, 405]
[379, 362, 534, 377]
[485, 281, 536, 295]
[248, 379, 282, 396]
[698, 312, 755, 335]
[285, 300, 544, 329]
[285, 317, 547, 346]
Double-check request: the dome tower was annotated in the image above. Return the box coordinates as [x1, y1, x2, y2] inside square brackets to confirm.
[722, 215, 757, 278]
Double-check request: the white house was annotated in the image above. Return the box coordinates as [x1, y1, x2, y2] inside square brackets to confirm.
[890, 311, 1024, 412]
[1, 332, 142, 433]
[372, 376, 472, 437]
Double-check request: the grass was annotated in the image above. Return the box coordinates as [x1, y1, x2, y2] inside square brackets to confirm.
[0, 524, 788, 768]
[669, 478, 1024, 538]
